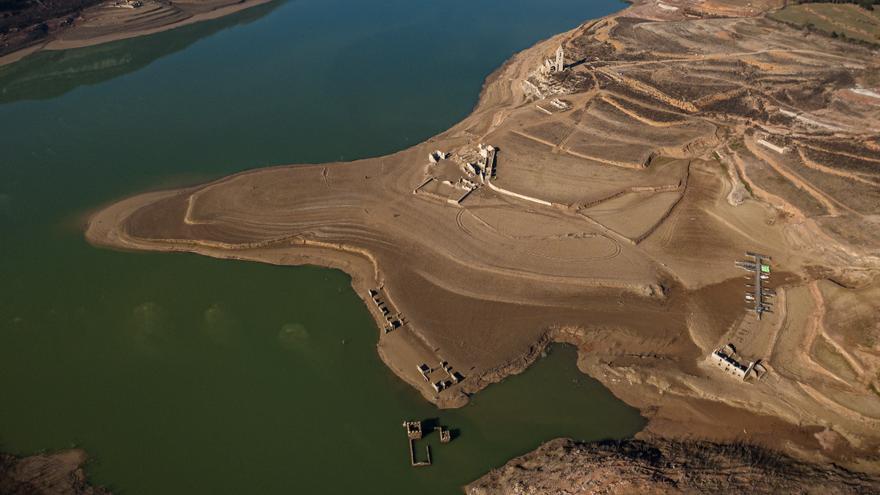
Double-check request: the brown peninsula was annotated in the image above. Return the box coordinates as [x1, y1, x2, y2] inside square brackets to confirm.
[87, 0, 880, 483]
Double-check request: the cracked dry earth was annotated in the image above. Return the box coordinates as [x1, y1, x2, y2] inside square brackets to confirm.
[87, 0, 880, 480]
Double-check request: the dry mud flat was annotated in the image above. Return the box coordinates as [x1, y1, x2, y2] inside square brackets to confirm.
[88, 0, 880, 487]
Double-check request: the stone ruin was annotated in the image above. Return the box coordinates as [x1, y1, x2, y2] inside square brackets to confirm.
[540, 45, 566, 76]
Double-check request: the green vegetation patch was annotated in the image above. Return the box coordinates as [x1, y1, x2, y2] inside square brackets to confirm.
[770, 2, 880, 44]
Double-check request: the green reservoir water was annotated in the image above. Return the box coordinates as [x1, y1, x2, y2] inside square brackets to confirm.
[0, 0, 643, 493]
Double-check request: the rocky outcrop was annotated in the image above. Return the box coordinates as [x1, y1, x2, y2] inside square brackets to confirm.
[466, 438, 880, 495]
[0, 449, 109, 495]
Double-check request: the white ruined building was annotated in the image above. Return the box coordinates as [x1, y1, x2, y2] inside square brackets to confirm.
[478, 143, 495, 159]
[428, 150, 448, 163]
[114, 0, 143, 8]
[540, 45, 566, 75]
[550, 98, 570, 110]
[709, 344, 756, 381]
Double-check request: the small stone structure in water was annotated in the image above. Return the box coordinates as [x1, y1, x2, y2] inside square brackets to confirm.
[402, 420, 454, 467]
